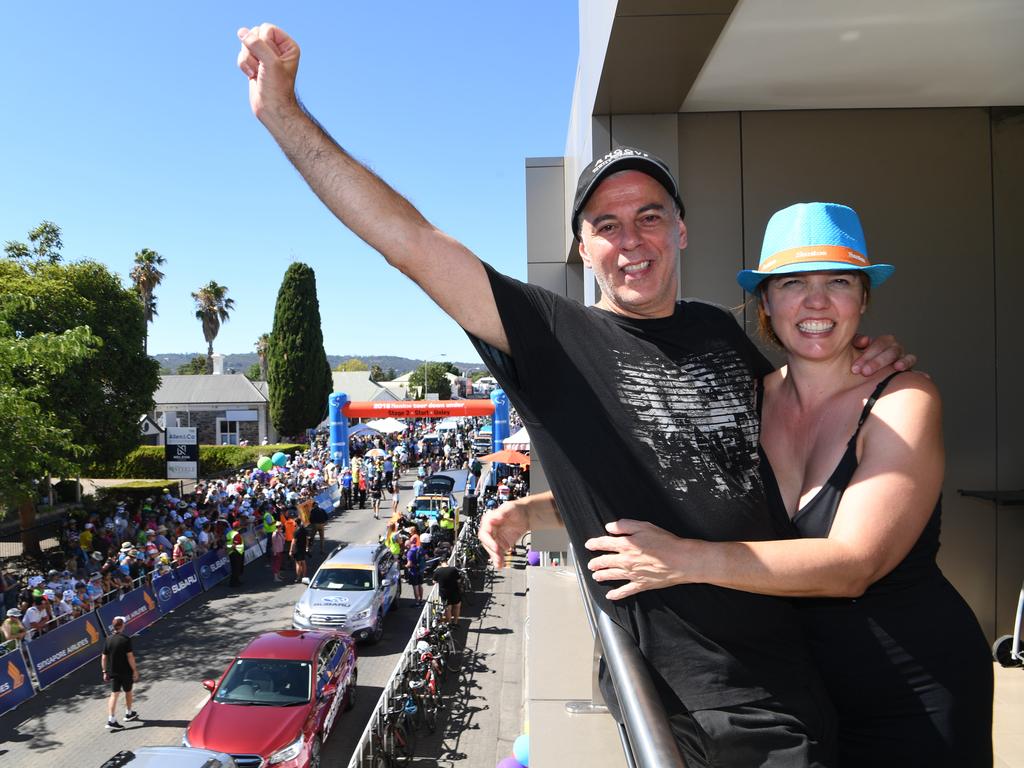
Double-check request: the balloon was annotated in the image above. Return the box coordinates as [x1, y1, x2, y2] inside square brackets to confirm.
[497, 759, 523, 768]
[513, 734, 529, 766]
[257, 456, 273, 472]
[272, 451, 287, 467]
[526, 550, 541, 567]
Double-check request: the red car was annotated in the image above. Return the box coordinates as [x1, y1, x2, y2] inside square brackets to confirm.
[184, 630, 357, 768]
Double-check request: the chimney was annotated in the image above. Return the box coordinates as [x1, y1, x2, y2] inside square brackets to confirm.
[211, 353, 225, 375]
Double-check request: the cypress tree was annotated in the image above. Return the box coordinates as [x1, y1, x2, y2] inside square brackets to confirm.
[268, 262, 332, 437]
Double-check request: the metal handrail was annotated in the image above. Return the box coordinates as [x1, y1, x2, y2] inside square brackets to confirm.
[569, 545, 686, 768]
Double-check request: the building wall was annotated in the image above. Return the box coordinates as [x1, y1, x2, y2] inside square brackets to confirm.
[586, 106, 1023, 638]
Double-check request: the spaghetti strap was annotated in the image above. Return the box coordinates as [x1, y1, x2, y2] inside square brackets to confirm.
[854, 371, 904, 431]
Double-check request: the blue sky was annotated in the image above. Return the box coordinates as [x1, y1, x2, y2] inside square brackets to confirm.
[1, 3, 579, 365]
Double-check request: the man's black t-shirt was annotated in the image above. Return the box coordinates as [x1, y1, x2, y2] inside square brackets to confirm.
[468, 264, 821, 711]
[310, 506, 328, 526]
[103, 632, 133, 677]
[431, 566, 461, 601]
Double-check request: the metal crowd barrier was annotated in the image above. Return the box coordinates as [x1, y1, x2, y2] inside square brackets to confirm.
[569, 545, 686, 768]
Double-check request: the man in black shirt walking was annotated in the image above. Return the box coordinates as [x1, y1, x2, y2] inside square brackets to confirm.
[101, 615, 139, 729]
[431, 565, 462, 623]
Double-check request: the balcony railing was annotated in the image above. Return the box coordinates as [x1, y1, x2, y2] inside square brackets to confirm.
[569, 545, 686, 768]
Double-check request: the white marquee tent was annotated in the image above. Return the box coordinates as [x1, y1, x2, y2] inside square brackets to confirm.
[502, 426, 530, 451]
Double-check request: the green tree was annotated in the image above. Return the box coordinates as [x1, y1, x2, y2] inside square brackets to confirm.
[255, 332, 270, 380]
[408, 362, 452, 399]
[268, 263, 332, 436]
[244, 362, 262, 381]
[385, 367, 397, 381]
[369, 364, 384, 382]
[0, 297, 99, 542]
[177, 355, 208, 375]
[129, 247, 166, 354]
[334, 357, 368, 372]
[0, 259, 161, 467]
[469, 369, 491, 381]
[4, 220, 63, 264]
[192, 281, 234, 374]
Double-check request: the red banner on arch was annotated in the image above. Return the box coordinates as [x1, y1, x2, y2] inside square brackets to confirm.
[342, 400, 495, 418]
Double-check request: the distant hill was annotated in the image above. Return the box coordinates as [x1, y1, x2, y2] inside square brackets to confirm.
[152, 352, 487, 377]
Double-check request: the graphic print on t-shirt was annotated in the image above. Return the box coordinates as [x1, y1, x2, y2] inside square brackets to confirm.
[613, 344, 761, 499]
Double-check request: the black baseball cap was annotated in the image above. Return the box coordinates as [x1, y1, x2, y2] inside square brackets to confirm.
[571, 147, 685, 237]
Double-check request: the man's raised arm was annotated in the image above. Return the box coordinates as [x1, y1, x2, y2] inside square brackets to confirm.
[237, 23, 508, 354]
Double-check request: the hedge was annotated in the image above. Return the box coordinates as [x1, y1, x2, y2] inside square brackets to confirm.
[87, 444, 306, 479]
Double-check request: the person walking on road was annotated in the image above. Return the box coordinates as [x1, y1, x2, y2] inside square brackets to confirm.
[102, 615, 139, 729]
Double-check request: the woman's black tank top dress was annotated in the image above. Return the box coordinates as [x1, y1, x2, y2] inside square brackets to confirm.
[764, 372, 993, 767]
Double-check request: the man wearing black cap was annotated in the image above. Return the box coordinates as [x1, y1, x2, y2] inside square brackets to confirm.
[237, 24, 911, 768]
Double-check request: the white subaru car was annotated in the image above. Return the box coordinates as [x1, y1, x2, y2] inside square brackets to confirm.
[292, 543, 401, 643]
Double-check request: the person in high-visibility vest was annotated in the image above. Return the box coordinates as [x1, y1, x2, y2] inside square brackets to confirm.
[261, 508, 276, 555]
[227, 521, 245, 587]
[438, 504, 455, 543]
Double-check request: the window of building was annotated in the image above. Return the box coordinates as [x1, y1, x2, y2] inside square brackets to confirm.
[218, 419, 240, 445]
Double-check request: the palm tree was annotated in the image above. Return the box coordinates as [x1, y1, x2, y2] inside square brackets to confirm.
[129, 247, 166, 354]
[255, 332, 270, 381]
[191, 281, 235, 374]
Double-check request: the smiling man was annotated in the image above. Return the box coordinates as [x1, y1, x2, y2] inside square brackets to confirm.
[236, 23, 912, 767]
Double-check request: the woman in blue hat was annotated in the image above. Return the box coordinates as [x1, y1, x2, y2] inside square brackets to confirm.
[586, 202, 992, 766]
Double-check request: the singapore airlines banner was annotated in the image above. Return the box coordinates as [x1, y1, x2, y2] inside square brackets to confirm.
[98, 584, 161, 637]
[26, 613, 105, 689]
[0, 650, 34, 715]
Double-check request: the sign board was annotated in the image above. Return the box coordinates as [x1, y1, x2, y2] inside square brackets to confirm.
[343, 400, 495, 419]
[225, 410, 259, 422]
[97, 585, 161, 637]
[166, 427, 199, 480]
[0, 649, 35, 715]
[196, 549, 231, 591]
[315, 484, 341, 514]
[26, 613, 105, 689]
[244, 538, 266, 566]
[152, 561, 203, 615]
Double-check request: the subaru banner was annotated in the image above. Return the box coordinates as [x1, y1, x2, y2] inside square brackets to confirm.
[0, 649, 35, 715]
[196, 549, 231, 591]
[97, 584, 161, 637]
[26, 612, 105, 689]
[152, 562, 203, 615]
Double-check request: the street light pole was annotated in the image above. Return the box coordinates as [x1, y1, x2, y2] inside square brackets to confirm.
[421, 353, 447, 400]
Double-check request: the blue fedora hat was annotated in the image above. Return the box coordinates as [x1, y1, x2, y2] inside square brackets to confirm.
[737, 202, 894, 294]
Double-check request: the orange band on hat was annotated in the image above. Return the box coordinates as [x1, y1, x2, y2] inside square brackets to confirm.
[759, 244, 869, 273]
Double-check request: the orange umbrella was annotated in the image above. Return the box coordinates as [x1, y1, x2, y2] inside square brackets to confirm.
[477, 449, 531, 465]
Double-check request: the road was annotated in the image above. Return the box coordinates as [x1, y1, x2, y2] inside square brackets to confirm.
[0, 469, 471, 767]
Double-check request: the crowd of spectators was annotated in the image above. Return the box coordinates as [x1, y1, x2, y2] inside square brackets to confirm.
[2, 437, 338, 649]
[2, 415, 529, 652]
